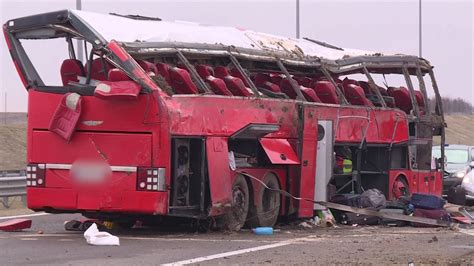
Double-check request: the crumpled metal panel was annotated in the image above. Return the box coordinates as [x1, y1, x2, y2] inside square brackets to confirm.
[259, 138, 300, 165]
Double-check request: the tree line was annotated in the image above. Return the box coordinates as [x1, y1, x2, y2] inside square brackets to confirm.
[429, 97, 473, 114]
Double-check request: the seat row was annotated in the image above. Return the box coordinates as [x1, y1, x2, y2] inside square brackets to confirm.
[59, 59, 425, 113]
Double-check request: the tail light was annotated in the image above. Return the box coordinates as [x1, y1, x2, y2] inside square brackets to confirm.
[26, 164, 46, 187]
[136, 167, 166, 191]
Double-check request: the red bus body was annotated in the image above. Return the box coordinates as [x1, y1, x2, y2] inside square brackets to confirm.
[4, 10, 446, 227]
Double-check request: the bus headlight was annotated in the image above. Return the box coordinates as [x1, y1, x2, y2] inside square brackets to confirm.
[453, 170, 466, 179]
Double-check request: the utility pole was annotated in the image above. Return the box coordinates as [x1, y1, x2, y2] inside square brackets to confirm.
[419, 0, 422, 58]
[76, 0, 84, 62]
[296, 0, 300, 38]
[4, 92, 7, 125]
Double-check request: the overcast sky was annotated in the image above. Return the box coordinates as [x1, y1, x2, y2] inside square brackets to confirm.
[0, 0, 472, 112]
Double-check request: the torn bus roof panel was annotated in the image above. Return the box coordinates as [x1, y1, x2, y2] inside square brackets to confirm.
[69, 10, 386, 61]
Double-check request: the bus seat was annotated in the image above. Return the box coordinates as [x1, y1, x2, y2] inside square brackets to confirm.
[108, 68, 130, 81]
[254, 73, 281, 93]
[169, 67, 199, 94]
[388, 87, 412, 114]
[214, 66, 253, 97]
[378, 86, 388, 96]
[60, 59, 85, 86]
[301, 86, 321, 102]
[196, 65, 232, 96]
[294, 77, 313, 88]
[342, 78, 359, 87]
[358, 81, 371, 95]
[155, 63, 171, 83]
[280, 78, 297, 99]
[313, 81, 340, 104]
[343, 84, 374, 107]
[415, 90, 425, 114]
[229, 68, 250, 87]
[85, 58, 113, 81]
[137, 60, 158, 75]
[270, 74, 283, 85]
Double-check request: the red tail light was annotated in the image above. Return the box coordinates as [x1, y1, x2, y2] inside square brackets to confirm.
[136, 167, 166, 191]
[26, 164, 46, 187]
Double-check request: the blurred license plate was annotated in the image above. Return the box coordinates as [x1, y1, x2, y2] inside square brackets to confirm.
[71, 161, 111, 183]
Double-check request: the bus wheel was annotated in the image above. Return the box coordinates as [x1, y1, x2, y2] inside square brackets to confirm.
[392, 176, 410, 199]
[247, 173, 281, 228]
[222, 174, 249, 231]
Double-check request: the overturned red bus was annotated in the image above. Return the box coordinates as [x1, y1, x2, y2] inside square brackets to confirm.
[4, 10, 446, 230]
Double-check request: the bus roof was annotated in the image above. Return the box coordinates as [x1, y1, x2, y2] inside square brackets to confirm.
[5, 9, 431, 68]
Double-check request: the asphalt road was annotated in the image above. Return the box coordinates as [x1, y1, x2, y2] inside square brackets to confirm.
[0, 212, 473, 265]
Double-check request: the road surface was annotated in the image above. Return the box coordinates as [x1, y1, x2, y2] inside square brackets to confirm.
[0, 212, 473, 265]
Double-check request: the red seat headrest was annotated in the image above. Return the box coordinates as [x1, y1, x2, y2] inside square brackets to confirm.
[301, 86, 321, 103]
[214, 67, 230, 78]
[137, 60, 157, 75]
[313, 81, 340, 104]
[280, 78, 297, 99]
[85, 58, 113, 81]
[196, 65, 214, 79]
[60, 59, 85, 86]
[343, 84, 374, 107]
[108, 68, 130, 81]
[169, 67, 199, 94]
[155, 63, 171, 83]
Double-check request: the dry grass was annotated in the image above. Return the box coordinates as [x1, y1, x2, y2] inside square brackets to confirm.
[0, 123, 27, 170]
[441, 114, 474, 146]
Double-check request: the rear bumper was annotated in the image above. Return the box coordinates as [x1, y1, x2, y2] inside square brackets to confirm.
[27, 188, 168, 215]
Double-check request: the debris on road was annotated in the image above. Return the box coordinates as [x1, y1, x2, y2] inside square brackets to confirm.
[325, 192, 473, 228]
[0, 218, 32, 231]
[84, 223, 120, 246]
[252, 227, 273, 235]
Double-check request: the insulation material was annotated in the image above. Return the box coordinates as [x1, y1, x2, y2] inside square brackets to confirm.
[48, 93, 82, 141]
[94, 81, 141, 100]
[84, 223, 120, 246]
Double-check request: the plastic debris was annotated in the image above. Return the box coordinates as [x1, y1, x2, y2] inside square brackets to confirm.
[0, 219, 32, 231]
[252, 227, 273, 235]
[84, 223, 120, 246]
[317, 209, 336, 227]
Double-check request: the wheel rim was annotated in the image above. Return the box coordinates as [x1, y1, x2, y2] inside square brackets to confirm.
[232, 186, 246, 219]
[262, 187, 276, 214]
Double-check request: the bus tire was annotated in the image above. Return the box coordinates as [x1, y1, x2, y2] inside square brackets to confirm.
[222, 174, 249, 231]
[247, 173, 281, 228]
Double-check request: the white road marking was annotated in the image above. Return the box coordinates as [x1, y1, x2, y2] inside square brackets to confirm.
[0, 212, 50, 220]
[459, 229, 474, 237]
[162, 235, 322, 265]
[20, 238, 38, 241]
[14, 233, 275, 243]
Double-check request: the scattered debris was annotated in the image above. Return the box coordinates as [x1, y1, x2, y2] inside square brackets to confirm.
[84, 223, 120, 246]
[0, 218, 32, 231]
[252, 227, 273, 235]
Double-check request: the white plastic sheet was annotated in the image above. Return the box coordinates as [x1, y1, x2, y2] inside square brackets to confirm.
[83, 223, 120, 246]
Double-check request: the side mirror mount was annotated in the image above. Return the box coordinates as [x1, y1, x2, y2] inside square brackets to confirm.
[469, 161, 474, 170]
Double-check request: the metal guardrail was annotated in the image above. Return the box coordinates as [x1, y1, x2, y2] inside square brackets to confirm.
[0, 170, 27, 208]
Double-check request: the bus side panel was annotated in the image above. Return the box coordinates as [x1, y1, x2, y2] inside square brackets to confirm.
[206, 137, 232, 216]
[298, 107, 318, 217]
